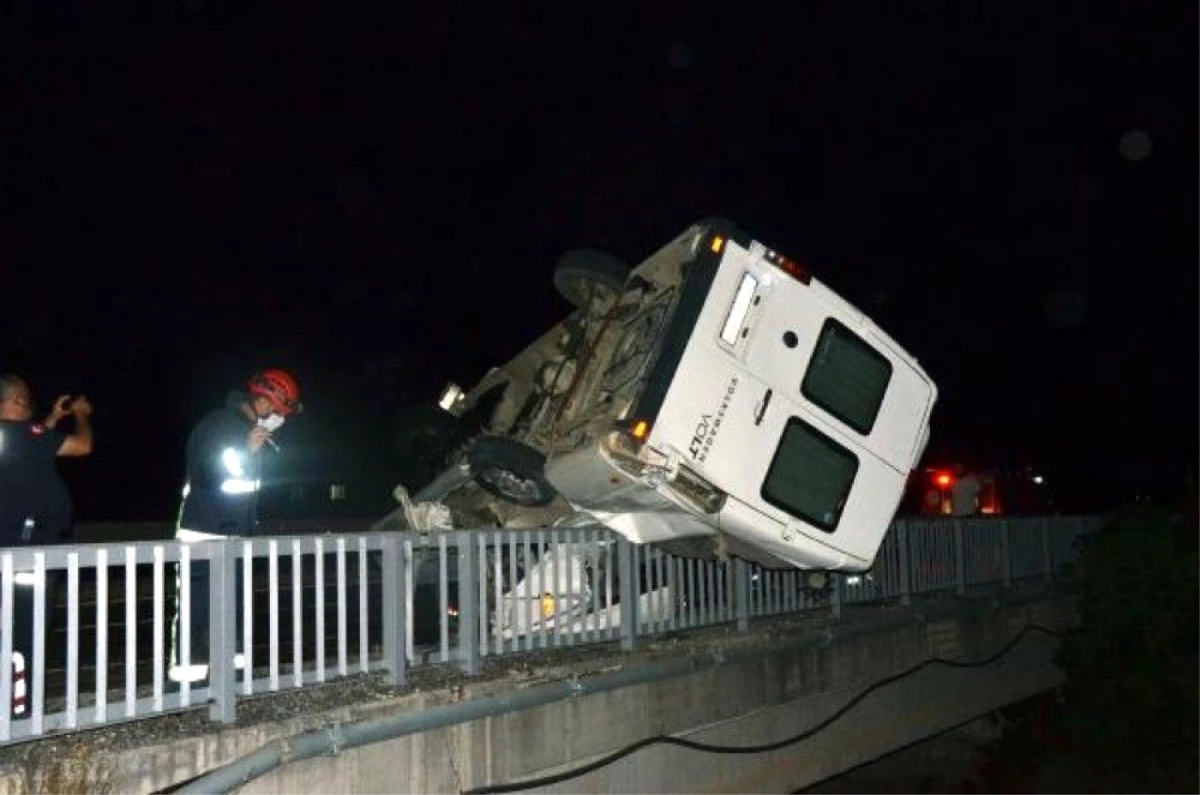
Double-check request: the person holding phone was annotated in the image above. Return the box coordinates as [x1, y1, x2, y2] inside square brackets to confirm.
[169, 368, 302, 684]
[0, 373, 94, 713]
[0, 374, 94, 545]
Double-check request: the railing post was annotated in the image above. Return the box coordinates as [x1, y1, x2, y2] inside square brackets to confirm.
[954, 519, 966, 594]
[1000, 519, 1012, 589]
[1, 553, 13, 741]
[896, 521, 911, 606]
[617, 539, 639, 652]
[734, 559, 751, 632]
[1041, 517, 1053, 582]
[381, 534, 407, 687]
[208, 539, 236, 724]
[457, 532, 480, 676]
[831, 573, 843, 619]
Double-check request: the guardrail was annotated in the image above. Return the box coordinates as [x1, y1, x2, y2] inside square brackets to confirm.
[0, 514, 1101, 746]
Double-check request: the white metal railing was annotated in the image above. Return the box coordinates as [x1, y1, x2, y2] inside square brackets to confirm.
[0, 514, 1100, 745]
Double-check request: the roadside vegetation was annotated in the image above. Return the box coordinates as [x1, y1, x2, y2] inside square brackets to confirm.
[976, 470, 1198, 793]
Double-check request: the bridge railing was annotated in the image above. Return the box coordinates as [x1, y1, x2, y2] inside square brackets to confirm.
[0, 514, 1100, 745]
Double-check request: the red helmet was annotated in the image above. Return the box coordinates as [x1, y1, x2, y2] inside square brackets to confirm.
[248, 369, 303, 416]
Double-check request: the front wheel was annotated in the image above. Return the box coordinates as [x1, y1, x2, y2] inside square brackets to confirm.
[553, 248, 630, 312]
[467, 436, 558, 507]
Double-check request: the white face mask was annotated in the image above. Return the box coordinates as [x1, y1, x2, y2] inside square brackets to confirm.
[257, 413, 286, 433]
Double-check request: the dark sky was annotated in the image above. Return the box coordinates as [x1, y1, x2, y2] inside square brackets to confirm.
[1, 4, 1195, 521]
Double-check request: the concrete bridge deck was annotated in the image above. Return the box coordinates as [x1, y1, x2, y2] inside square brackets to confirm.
[0, 584, 1076, 794]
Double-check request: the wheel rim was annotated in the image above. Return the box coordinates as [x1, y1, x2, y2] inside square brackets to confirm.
[563, 274, 618, 313]
[477, 466, 547, 505]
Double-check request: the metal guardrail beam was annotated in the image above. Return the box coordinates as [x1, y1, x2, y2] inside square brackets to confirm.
[0, 514, 1101, 745]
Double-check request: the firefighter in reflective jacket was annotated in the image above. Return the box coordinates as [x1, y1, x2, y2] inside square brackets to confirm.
[170, 369, 302, 683]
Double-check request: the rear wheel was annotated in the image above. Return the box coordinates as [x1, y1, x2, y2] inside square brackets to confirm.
[554, 248, 630, 312]
[467, 436, 557, 507]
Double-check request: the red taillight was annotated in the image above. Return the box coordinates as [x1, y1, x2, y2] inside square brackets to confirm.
[934, 472, 953, 488]
[773, 256, 811, 285]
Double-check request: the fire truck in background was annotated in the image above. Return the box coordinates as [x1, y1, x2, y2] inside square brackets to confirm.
[908, 463, 1053, 516]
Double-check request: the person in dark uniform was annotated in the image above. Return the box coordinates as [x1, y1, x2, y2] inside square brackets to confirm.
[0, 374, 94, 542]
[169, 369, 302, 684]
[0, 373, 94, 712]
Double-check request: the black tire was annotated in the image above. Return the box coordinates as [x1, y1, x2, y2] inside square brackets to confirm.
[467, 436, 557, 507]
[554, 248, 630, 309]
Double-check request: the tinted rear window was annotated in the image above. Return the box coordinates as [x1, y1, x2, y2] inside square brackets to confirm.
[761, 417, 859, 532]
[801, 319, 892, 435]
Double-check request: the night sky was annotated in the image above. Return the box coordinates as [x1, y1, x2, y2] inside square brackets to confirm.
[2, 4, 1195, 522]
